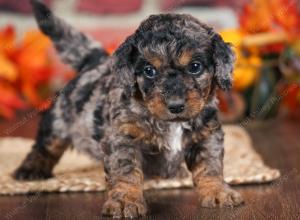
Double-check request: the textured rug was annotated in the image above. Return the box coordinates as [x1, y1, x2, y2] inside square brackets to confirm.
[0, 125, 280, 195]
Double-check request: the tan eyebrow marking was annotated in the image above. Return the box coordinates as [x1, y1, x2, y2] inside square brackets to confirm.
[178, 51, 193, 66]
[143, 50, 163, 69]
[148, 57, 163, 69]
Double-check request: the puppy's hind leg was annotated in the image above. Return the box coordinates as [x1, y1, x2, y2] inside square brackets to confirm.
[14, 110, 70, 181]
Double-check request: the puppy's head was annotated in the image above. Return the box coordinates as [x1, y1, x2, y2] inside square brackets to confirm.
[114, 14, 234, 121]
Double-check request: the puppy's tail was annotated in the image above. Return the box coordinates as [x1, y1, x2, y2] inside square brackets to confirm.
[31, 0, 108, 72]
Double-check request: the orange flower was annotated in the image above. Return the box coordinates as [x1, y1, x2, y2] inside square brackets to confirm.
[16, 30, 52, 83]
[0, 81, 26, 119]
[240, 0, 300, 36]
[0, 53, 18, 82]
[239, 0, 272, 34]
[270, 0, 300, 35]
[0, 25, 16, 56]
[0, 25, 73, 119]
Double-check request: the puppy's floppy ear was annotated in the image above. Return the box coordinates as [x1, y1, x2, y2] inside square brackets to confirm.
[113, 35, 138, 96]
[211, 33, 235, 90]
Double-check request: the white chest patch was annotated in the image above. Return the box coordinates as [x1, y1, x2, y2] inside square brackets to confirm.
[167, 123, 184, 154]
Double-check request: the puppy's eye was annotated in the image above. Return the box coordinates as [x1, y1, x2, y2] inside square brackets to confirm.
[144, 65, 158, 79]
[187, 62, 204, 75]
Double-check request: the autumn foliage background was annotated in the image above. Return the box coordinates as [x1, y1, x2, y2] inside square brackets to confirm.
[0, 26, 74, 119]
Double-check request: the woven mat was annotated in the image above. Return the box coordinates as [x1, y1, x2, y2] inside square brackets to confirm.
[0, 125, 280, 195]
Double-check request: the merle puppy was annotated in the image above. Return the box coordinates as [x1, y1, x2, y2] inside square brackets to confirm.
[14, 0, 244, 218]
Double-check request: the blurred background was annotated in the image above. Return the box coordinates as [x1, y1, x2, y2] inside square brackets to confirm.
[0, 0, 300, 132]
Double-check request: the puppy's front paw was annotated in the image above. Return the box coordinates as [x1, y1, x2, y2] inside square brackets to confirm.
[197, 184, 244, 208]
[102, 198, 147, 218]
[102, 185, 147, 218]
[13, 166, 53, 181]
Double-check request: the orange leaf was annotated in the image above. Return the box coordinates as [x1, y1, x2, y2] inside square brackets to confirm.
[0, 53, 18, 81]
[271, 0, 300, 34]
[0, 104, 15, 119]
[240, 0, 300, 35]
[15, 30, 53, 86]
[239, 0, 272, 34]
[22, 83, 43, 106]
[0, 25, 16, 56]
[20, 30, 51, 52]
[0, 83, 26, 109]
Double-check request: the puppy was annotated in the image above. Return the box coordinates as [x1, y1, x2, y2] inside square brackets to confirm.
[14, 0, 244, 218]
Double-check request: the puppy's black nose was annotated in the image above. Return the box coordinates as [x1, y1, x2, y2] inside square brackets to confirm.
[168, 102, 185, 114]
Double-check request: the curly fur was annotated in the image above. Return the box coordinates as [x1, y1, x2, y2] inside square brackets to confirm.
[14, 1, 243, 218]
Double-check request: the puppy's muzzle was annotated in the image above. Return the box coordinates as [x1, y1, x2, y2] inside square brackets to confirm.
[167, 99, 185, 114]
[164, 77, 186, 114]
